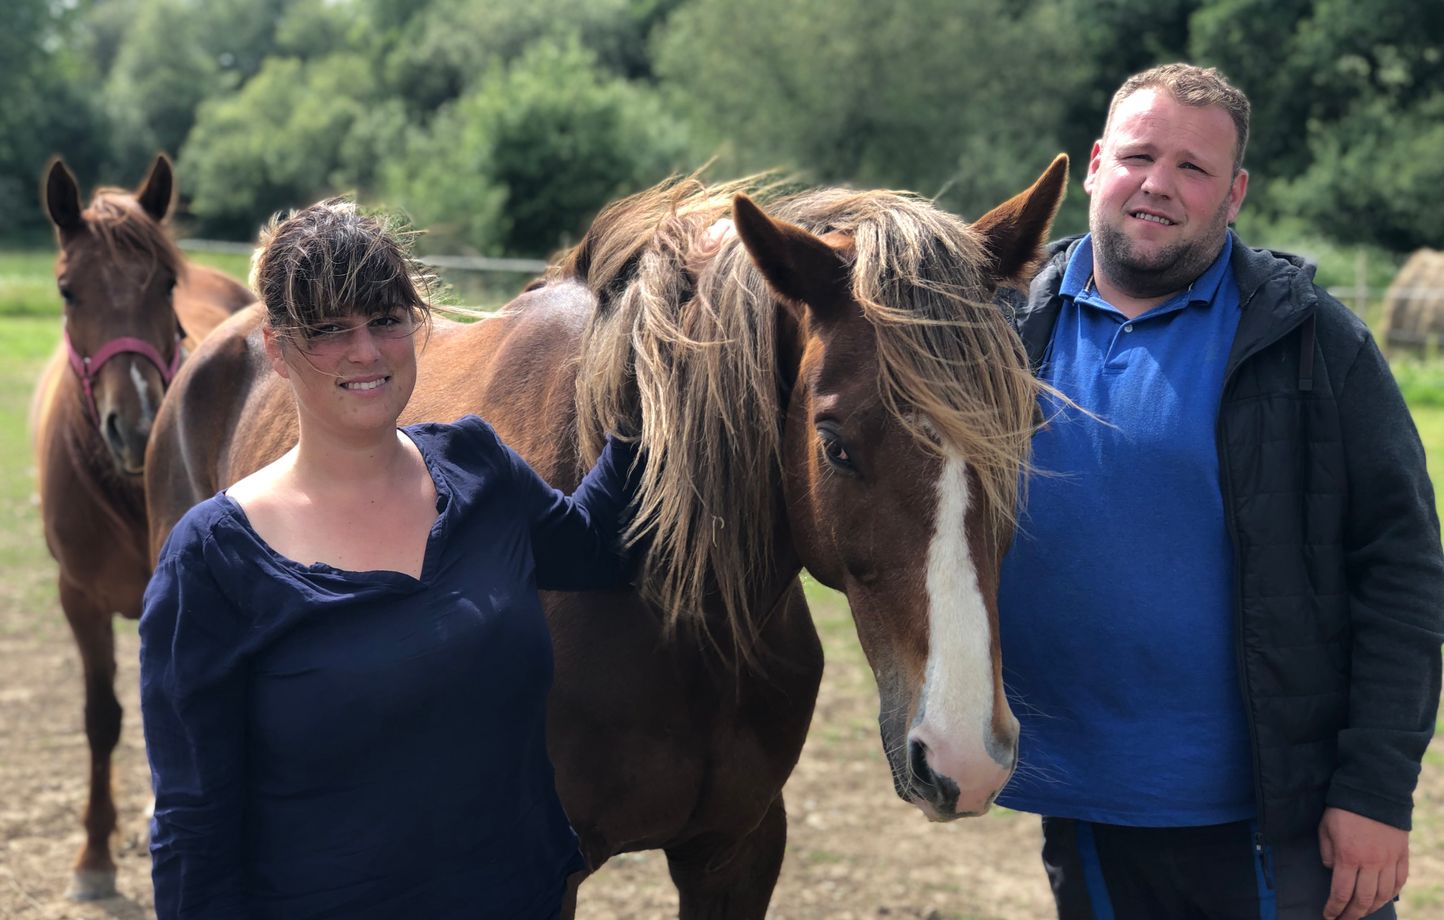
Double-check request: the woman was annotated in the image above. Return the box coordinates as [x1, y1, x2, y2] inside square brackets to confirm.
[139, 199, 638, 919]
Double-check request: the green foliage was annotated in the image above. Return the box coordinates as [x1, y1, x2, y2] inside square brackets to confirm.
[180, 53, 402, 236]
[382, 0, 658, 116]
[1193, 0, 1444, 250]
[1188, 0, 1314, 174]
[103, 0, 291, 172]
[385, 37, 684, 256]
[1390, 361, 1444, 410]
[1052, 0, 1202, 163]
[273, 0, 364, 58]
[654, 0, 1084, 225]
[0, 0, 106, 233]
[1269, 93, 1444, 252]
[3, 0, 1439, 257]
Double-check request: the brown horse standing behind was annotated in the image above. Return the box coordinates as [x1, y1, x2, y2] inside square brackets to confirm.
[146, 158, 1066, 917]
[28, 155, 253, 900]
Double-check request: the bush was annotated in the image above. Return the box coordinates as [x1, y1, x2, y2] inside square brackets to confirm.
[180, 53, 402, 238]
[385, 36, 685, 257]
[1389, 359, 1444, 409]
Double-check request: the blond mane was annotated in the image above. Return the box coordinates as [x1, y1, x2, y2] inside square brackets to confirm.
[563, 178, 1038, 664]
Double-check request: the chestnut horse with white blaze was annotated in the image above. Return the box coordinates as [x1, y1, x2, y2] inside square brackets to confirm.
[29, 155, 253, 900]
[145, 156, 1067, 917]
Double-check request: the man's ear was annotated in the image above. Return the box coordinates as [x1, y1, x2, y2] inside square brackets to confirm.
[1225, 168, 1248, 224]
[1082, 141, 1103, 196]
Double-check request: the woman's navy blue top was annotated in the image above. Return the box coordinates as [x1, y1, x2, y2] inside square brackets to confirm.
[139, 416, 639, 919]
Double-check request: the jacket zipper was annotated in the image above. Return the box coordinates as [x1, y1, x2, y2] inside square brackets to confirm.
[1254, 831, 1275, 891]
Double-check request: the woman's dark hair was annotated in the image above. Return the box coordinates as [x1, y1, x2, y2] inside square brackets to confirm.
[250, 197, 434, 339]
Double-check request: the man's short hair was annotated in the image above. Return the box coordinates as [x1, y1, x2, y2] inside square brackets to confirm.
[1104, 63, 1251, 174]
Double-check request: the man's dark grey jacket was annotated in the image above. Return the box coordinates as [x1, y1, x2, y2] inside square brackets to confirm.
[1007, 234, 1444, 841]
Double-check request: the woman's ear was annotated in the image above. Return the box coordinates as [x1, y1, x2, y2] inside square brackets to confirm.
[262, 324, 291, 379]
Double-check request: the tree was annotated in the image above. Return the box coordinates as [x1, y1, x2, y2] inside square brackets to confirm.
[382, 0, 659, 116]
[1192, 0, 1444, 248]
[104, 0, 290, 174]
[180, 53, 403, 237]
[653, 0, 1085, 227]
[385, 37, 685, 255]
[0, 0, 106, 233]
[1051, 0, 1203, 164]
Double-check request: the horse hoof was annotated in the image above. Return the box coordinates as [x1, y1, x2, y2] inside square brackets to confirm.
[67, 869, 117, 901]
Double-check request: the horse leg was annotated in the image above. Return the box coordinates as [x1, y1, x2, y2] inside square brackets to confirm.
[58, 577, 121, 901]
[665, 795, 788, 920]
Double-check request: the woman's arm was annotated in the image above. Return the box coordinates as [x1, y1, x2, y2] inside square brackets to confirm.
[507, 435, 644, 591]
[140, 532, 250, 919]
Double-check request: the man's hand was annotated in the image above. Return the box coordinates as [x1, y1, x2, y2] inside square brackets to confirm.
[1318, 807, 1409, 920]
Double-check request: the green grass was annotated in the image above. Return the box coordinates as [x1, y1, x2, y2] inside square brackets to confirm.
[0, 246, 256, 318]
[0, 317, 65, 638]
[0, 249, 62, 317]
[1394, 361, 1444, 409]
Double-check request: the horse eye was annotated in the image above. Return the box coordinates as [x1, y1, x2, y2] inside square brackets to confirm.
[818, 429, 855, 472]
[58, 284, 74, 304]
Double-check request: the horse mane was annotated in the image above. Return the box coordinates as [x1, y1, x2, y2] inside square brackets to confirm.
[563, 178, 1038, 665]
[80, 189, 185, 282]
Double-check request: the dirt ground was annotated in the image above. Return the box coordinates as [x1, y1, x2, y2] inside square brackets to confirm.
[1, 563, 1440, 918]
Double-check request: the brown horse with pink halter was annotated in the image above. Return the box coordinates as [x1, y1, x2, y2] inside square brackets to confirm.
[28, 155, 254, 900]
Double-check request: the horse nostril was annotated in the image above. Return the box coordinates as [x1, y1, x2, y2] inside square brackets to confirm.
[908, 738, 935, 787]
[103, 412, 125, 451]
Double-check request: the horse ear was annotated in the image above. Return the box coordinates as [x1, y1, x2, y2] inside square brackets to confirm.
[137, 154, 174, 222]
[971, 153, 1069, 286]
[732, 194, 851, 322]
[44, 158, 84, 234]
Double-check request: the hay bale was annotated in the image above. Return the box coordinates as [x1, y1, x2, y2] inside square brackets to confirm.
[1381, 249, 1444, 355]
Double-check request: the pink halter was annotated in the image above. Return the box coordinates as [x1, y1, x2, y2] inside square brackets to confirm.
[65, 328, 184, 426]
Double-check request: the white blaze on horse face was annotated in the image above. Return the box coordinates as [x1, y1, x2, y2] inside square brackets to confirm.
[910, 451, 1017, 816]
[129, 361, 157, 424]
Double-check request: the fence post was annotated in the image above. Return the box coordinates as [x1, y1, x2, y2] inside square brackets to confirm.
[1354, 249, 1369, 322]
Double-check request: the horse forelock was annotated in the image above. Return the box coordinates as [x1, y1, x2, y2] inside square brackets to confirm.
[775, 189, 1039, 541]
[77, 190, 185, 284]
[568, 180, 1039, 666]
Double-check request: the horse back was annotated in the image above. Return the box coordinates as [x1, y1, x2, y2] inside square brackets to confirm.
[145, 304, 283, 560]
[405, 279, 596, 486]
[175, 264, 255, 347]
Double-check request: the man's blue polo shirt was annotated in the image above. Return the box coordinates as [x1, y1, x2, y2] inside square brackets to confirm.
[996, 232, 1254, 826]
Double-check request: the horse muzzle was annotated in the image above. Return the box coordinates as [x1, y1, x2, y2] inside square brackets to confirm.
[888, 716, 1018, 821]
[102, 410, 151, 475]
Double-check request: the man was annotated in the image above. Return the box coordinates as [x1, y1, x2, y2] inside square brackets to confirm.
[997, 63, 1443, 920]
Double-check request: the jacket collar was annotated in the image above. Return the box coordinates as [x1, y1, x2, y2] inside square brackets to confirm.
[1224, 234, 1318, 378]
